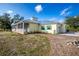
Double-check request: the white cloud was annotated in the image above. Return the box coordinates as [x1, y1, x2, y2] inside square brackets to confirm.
[60, 6, 71, 16]
[6, 10, 13, 14]
[0, 10, 14, 15]
[35, 4, 43, 13]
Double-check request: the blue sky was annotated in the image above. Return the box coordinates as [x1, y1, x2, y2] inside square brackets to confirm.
[0, 3, 79, 22]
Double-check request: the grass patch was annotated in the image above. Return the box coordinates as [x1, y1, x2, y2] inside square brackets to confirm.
[0, 32, 50, 56]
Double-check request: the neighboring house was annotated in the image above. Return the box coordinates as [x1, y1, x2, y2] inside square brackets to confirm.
[11, 18, 66, 34]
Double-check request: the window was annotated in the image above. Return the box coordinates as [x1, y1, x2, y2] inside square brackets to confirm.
[12, 26, 14, 29]
[47, 25, 51, 30]
[24, 23, 29, 29]
[18, 23, 23, 29]
[41, 26, 45, 30]
[12, 25, 15, 29]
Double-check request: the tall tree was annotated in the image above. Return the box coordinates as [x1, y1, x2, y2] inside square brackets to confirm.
[12, 14, 24, 23]
[0, 13, 11, 31]
[65, 16, 79, 31]
[0, 13, 24, 31]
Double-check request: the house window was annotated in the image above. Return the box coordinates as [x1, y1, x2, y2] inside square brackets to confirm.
[18, 23, 23, 29]
[47, 25, 51, 30]
[12, 25, 15, 29]
[41, 26, 45, 30]
[12, 25, 14, 29]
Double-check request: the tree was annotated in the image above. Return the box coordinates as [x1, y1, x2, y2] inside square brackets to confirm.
[0, 13, 11, 31]
[12, 14, 24, 23]
[0, 13, 24, 31]
[65, 16, 79, 32]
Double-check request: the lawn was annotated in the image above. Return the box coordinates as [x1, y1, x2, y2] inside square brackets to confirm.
[0, 32, 51, 56]
[1, 32, 79, 56]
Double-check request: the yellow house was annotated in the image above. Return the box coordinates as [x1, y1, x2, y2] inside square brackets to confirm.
[11, 19, 40, 34]
[11, 19, 66, 34]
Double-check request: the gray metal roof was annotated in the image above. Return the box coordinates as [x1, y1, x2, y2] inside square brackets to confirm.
[38, 21, 61, 25]
[11, 19, 64, 26]
[11, 19, 40, 25]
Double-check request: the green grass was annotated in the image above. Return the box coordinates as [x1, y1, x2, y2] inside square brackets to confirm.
[0, 32, 50, 56]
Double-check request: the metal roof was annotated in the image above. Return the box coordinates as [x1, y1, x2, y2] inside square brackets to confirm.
[11, 19, 64, 25]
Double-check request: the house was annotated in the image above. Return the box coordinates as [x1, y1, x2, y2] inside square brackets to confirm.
[11, 18, 66, 34]
[40, 22, 66, 34]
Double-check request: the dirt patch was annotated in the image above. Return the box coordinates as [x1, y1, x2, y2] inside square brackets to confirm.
[44, 34, 79, 56]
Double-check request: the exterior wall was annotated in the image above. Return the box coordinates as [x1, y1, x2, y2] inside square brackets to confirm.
[12, 22, 40, 34]
[40, 24, 58, 34]
[61, 24, 66, 33]
[12, 29, 24, 34]
[12, 23, 25, 34]
[12, 22, 66, 34]
[56, 24, 66, 33]
[56, 24, 62, 33]
[27, 23, 40, 32]
[40, 24, 66, 34]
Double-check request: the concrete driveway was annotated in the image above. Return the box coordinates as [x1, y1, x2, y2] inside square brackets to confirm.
[60, 32, 79, 36]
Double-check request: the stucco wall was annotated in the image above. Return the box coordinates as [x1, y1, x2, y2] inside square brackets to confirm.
[12, 23, 40, 34]
[12, 23, 25, 34]
[40, 24, 58, 34]
[40, 24, 66, 34]
[61, 24, 66, 33]
[12, 28, 24, 34]
[56, 24, 66, 33]
[12, 22, 66, 34]
[28, 23, 40, 32]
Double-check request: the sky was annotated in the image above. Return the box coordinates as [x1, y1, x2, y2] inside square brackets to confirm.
[0, 3, 79, 22]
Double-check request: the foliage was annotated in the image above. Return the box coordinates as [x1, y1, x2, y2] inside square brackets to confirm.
[0, 13, 11, 31]
[65, 16, 79, 32]
[12, 14, 24, 23]
[0, 13, 24, 31]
